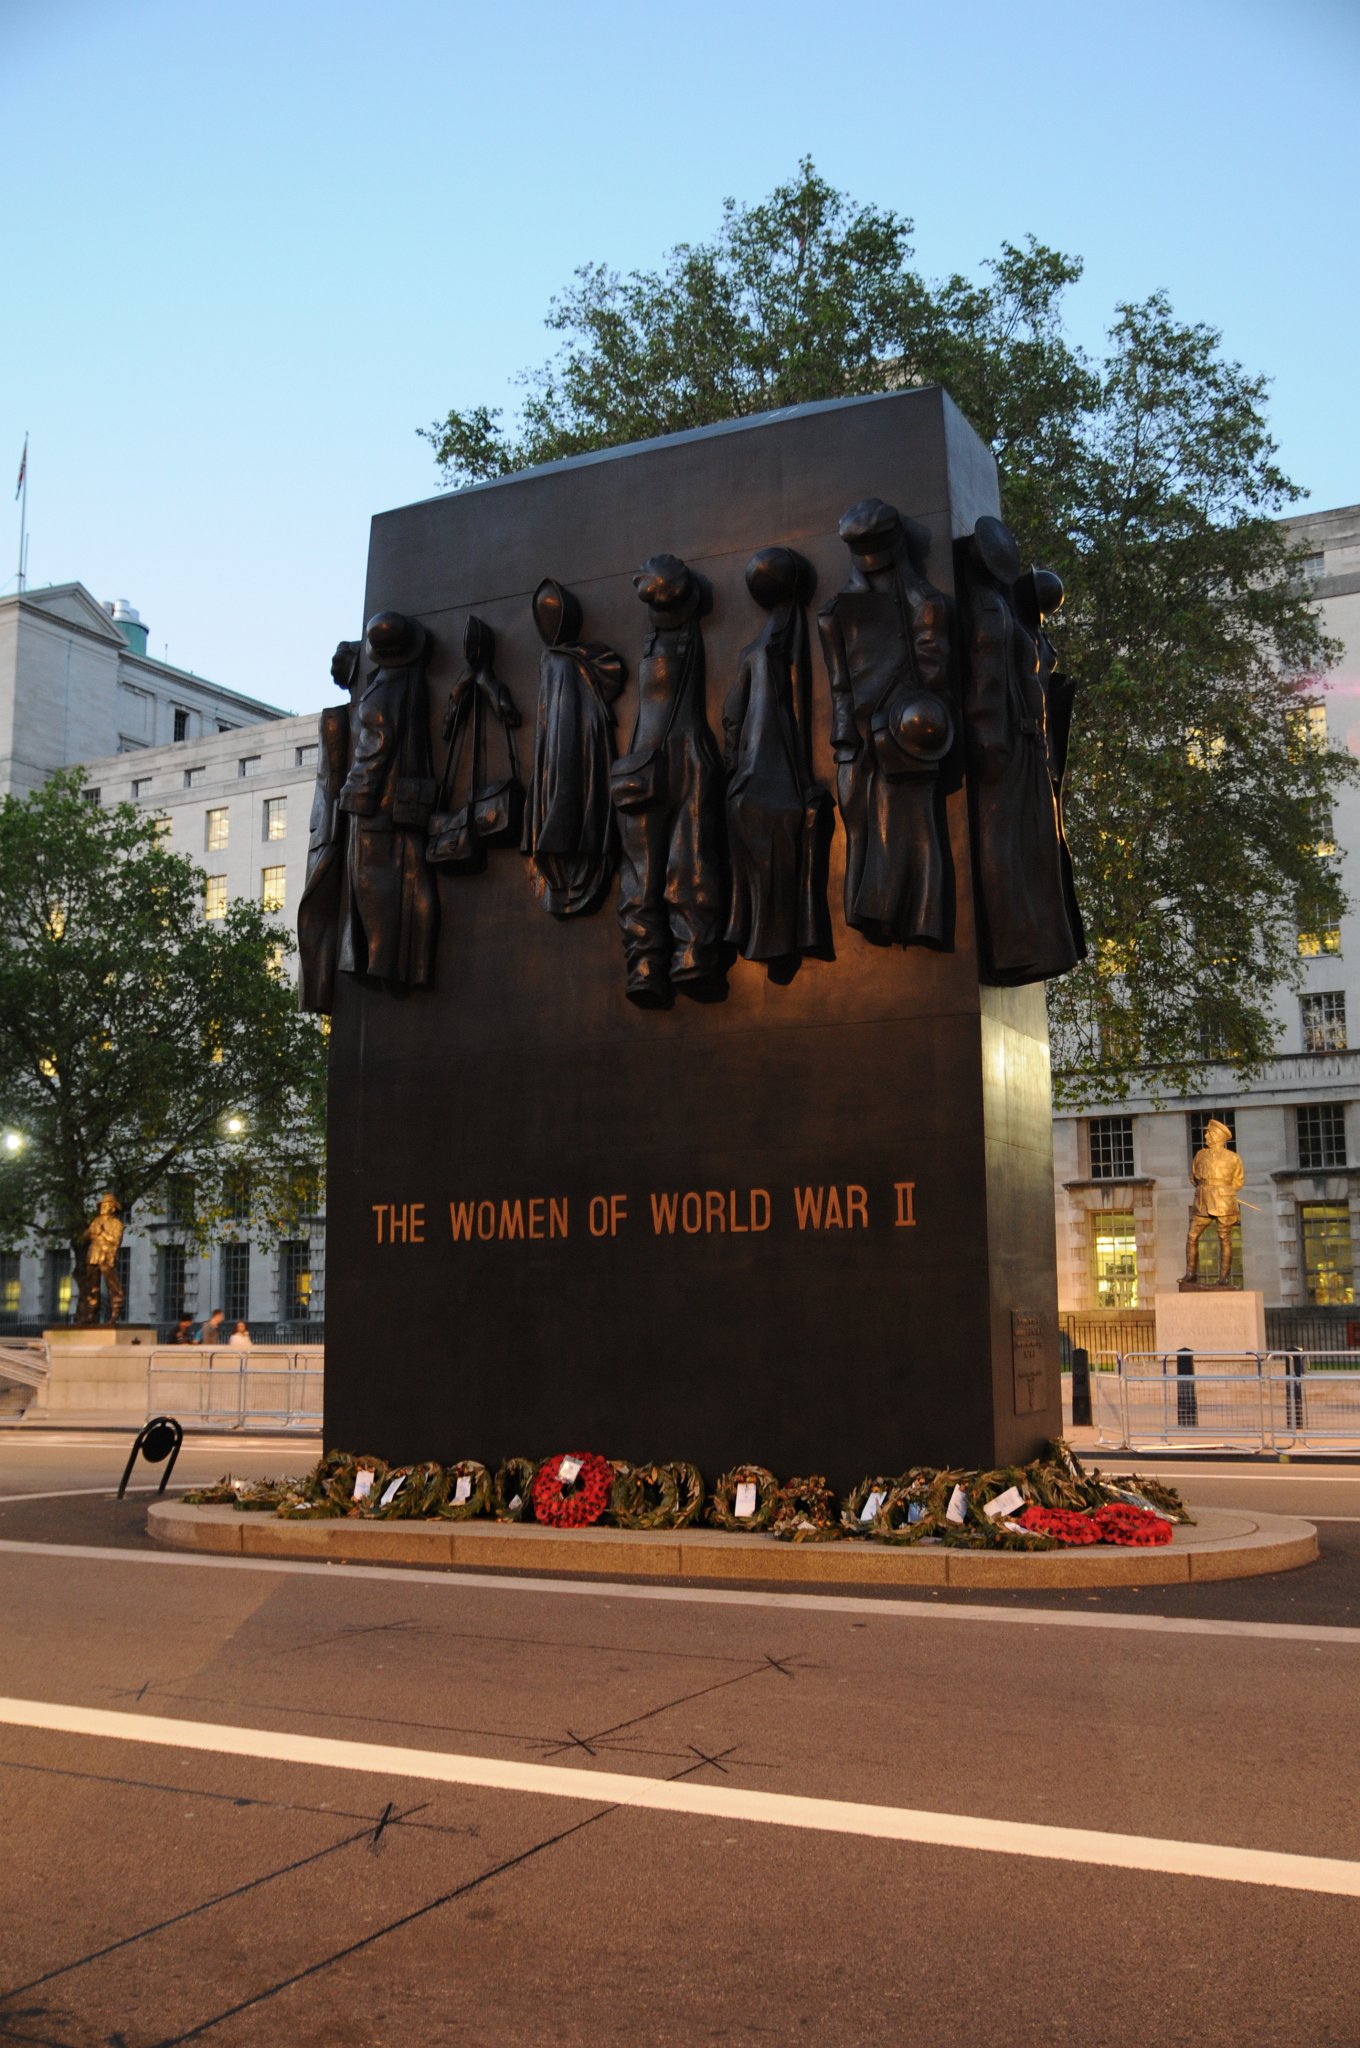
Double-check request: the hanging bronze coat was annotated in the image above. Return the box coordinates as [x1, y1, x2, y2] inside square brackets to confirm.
[297, 639, 360, 1014]
[336, 611, 439, 990]
[963, 521, 1085, 984]
[722, 547, 833, 969]
[612, 554, 726, 1006]
[817, 499, 954, 948]
[523, 578, 627, 917]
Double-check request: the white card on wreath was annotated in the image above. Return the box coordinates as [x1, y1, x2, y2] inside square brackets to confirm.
[860, 1490, 885, 1523]
[735, 1480, 758, 1518]
[945, 1484, 967, 1524]
[454, 1474, 473, 1503]
[353, 1469, 375, 1501]
[984, 1485, 1023, 1520]
[378, 1474, 405, 1508]
[559, 1456, 583, 1484]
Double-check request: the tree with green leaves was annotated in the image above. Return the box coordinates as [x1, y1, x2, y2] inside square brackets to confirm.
[422, 159, 1347, 1101]
[0, 772, 327, 1322]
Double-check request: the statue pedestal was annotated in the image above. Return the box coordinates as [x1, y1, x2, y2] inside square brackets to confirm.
[1154, 1291, 1266, 1358]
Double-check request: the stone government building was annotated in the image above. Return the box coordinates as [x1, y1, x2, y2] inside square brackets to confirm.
[2, 503, 1358, 1345]
[1054, 501, 1360, 1351]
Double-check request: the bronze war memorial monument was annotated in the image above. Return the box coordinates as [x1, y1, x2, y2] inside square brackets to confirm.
[301, 389, 1085, 1490]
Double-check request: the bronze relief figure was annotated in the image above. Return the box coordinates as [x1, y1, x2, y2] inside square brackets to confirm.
[963, 517, 1085, 984]
[612, 554, 726, 1006]
[297, 638, 361, 1014]
[722, 546, 833, 974]
[523, 579, 627, 917]
[817, 499, 954, 948]
[336, 611, 439, 991]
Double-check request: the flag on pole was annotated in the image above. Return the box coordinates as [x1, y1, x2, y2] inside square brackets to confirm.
[14, 436, 25, 500]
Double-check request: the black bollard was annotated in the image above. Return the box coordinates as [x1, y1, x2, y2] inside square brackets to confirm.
[117, 1414, 184, 1499]
[1175, 1347, 1199, 1429]
[1071, 1346, 1093, 1427]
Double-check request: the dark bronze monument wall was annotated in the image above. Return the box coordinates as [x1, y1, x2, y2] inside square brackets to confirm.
[326, 390, 1063, 1487]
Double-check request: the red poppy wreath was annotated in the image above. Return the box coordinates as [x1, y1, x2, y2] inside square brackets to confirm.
[532, 1451, 614, 1529]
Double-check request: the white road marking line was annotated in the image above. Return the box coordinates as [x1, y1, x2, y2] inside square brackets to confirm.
[0, 1485, 182, 1503]
[0, 1694, 1354, 1898]
[0, 1537, 1354, 1645]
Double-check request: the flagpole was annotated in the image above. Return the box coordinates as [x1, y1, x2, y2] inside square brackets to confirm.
[15, 433, 28, 593]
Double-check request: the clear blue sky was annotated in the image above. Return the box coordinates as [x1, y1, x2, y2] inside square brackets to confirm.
[6, 0, 1357, 715]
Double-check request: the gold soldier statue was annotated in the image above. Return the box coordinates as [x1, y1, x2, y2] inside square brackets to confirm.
[1183, 1119, 1243, 1285]
[79, 1192, 125, 1324]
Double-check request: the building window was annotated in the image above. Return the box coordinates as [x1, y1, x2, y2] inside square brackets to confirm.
[184, 765, 205, 790]
[1295, 552, 1325, 584]
[0, 1251, 20, 1319]
[131, 777, 152, 799]
[221, 1241, 250, 1324]
[166, 1173, 196, 1225]
[46, 1252, 75, 1323]
[296, 744, 318, 769]
[1296, 1103, 1347, 1171]
[1188, 1109, 1236, 1161]
[204, 875, 228, 920]
[173, 708, 189, 742]
[83, 787, 100, 804]
[158, 1244, 186, 1322]
[217, 721, 237, 734]
[263, 797, 287, 841]
[279, 1240, 314, 1319]
[1091, 1213, 1138, 1308]
[206, 807, 229, 852]
[239, 755, 261, 778]
[1301, 992, 1347, 1053]
[1298, 925, 1342, 958]
[153, 816, 172, 843]
[225, 1168, 250, 1221]
[1088, 1115, 1135, 1181]
[1300, 1204, 1354, 1305]
[261, 866, 286, 913]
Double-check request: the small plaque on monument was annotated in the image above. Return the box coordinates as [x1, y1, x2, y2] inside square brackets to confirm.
[1011, 1312, 1047, 1415]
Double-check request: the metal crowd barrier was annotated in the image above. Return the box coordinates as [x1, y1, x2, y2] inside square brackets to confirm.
[145, 1347, 323, 1431]
[1094, 1349, 1360, 1451]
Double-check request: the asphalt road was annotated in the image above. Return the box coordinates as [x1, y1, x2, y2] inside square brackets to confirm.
[1, 1433, 1358, 2047]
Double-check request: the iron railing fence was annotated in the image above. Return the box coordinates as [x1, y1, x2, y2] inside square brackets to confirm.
[1094, 1349, 1360, 1451]
[1059, 1312, 1154, 1367]
[146, 1347, 323, 1431]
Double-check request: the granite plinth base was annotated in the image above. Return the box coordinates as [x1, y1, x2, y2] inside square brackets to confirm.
[148, 1501, 1317, 1588]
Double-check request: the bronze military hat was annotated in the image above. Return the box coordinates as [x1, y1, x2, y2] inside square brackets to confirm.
[838, 497, 902, 571]
[1014, 565, 1065, 627]
[532, 577, 583, 648]
[364, 611, 427, 667]
[633, 554, 696, 613]
[969, 517, 1022, 587]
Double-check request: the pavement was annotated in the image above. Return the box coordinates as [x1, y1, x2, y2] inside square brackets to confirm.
[0, 1433, 1358, 2046]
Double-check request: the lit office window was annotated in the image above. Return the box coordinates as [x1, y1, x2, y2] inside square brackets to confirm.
[0, 1252, 20, 1318]
[204, 875, 228, 920]
[1088, 1115, 1135, 1180]
[279, 1240, 313, 1319]
[206, 807, 229, 852]
[1300, 1204, 1354, 1305]
[46, 1252, 75, 1322]
[1297, 1103, 1348, 1171]
[264, 797, 287, 841]
[1301, 992, 1347, 1053]
[260, 866, 286, 913]
[1091, 1214, 1138, 1308]
[1298, 925, 1342, 958]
